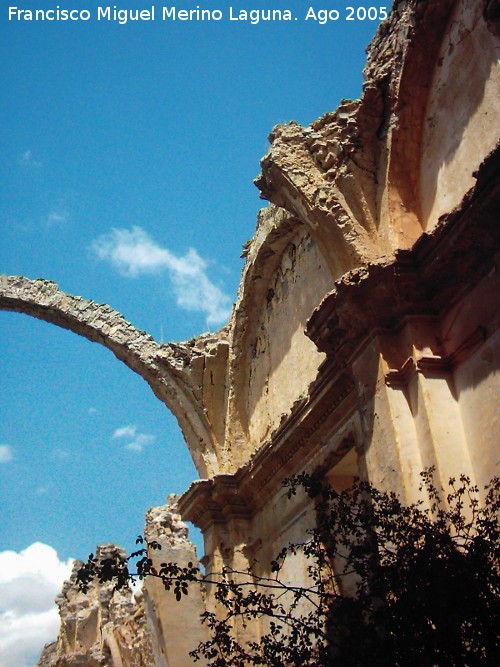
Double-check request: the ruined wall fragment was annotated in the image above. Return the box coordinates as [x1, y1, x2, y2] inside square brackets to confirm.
[37, 505, 208, 667]
[143, 496, 209, 667]
[37, 545, 154, 667]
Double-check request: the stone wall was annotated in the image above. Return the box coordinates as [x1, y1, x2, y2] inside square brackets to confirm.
[420, 0, 500, 228]
[142, 497, 209, 667]
[37, 545, 154, 667]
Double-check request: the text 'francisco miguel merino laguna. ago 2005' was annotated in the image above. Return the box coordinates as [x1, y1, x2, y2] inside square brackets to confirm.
[7, 5, 390, 25]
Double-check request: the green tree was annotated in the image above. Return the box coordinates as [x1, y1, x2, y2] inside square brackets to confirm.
[78, 470, 500, 666]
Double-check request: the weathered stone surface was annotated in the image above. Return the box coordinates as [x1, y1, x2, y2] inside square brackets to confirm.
[36, 545, 154, 667]
[36, 506, 207, 667]
[143, 496, 209, 667]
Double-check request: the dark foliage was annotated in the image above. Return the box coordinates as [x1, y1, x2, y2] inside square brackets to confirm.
[77, 470, 500, 666]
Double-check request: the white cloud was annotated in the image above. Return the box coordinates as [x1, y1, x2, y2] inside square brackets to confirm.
[88, 407, 98, 415]
[19, 150, 43, 169]
[0, 445, 13, 464]
[112, 424, 137, 439]
[111, 425, 155, 452]
[91, 226, 232, 327]
[0, 543, 74, 667]
[124, 433, 155, 452]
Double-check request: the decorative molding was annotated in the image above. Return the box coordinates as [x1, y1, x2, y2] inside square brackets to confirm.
[385, 327, 488, 387]
[179, 365, 357, 531]
[385, 358, 417, 388]
[307, 145, 500, 361]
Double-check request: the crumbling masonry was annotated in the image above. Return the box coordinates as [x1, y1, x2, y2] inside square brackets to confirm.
[1, 0, 498, 664]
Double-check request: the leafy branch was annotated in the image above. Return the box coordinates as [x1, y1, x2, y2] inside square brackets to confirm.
[76, 469, 500, 666]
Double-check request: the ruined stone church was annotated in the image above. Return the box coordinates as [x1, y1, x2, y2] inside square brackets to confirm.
[1, 0, 498, 664]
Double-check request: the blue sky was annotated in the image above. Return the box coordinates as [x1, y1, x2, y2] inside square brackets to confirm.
[0, 2, 384, 663]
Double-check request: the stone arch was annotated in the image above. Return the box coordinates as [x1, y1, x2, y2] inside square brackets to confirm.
[383, 0, 456, 248]
[0, 274, 218, 478]
[385, 0, 500, 243]
[225, 207, 337, 467]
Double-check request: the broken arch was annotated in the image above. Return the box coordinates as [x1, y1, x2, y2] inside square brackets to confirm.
[0, 274, 218, 478]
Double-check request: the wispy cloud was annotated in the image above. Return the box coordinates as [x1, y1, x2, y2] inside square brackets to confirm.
[0, 543, 74, 667]
[124, 434, 155, 452]
[19, 149, 43, 169]
[0, 445, 14, 464]
[112, 424, 156, 453]
[112, 424, 137, 440]
[91, 226, 232, 327]
[43, 209, 69, 228]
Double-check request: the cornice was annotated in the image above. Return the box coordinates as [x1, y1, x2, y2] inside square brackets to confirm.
[385, 327, 487, 387]
[306, 144, 500, 359]
[178, 360, 357, 531]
